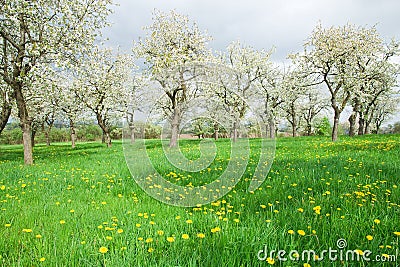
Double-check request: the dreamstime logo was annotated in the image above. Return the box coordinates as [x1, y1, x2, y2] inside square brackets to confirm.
[122, 62, 275, 207]
[257, 238, 398, 263]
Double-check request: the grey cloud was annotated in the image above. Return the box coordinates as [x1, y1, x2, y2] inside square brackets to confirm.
[103, 0, 400, 63]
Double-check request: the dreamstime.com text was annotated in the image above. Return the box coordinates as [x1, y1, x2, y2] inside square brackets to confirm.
[257, 239, 398, 263]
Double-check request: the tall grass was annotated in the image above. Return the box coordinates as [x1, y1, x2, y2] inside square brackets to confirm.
[0, 135, 399, 266]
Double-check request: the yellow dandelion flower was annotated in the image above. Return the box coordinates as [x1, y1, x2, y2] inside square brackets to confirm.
[182, 234, 189, 240]
[303, 263, 311, 267]
[287, 195, 293, 199]
[260, 205, 267, 209]
[81, 241, 86, 245]
[175, 216, 181, 220]
[366, 235, 373, 241]
[211, 227, 221, 233]
[288, 230, 295, 235]
[135, 223, 141, 228]
[265, 219, 271, 223]
[186, 219, 193, 224]
[39, 257, 46, 262]
[5, 224, 11, 227]
[148, 247, 154, 253]
[374, 219, 380, 224]
[157, 230, 164, 236]
[355, 249, 363, 255]
[97, 225, 103, 229]
[233, 219, 240, 223]
[313, 206, 321, 215]
[297, 208, 304, 213]
[149, 221, 155, 225]
[393, 232, 400, 236]
[266, 257, 275, 264]
[99, 247, 108, 254]
[35, 234, 42, 239]
[297, 230, 306, 236]
[22, 228, 33, 233]
[146, 238, 153, 243]
[0, 185, 5, 190]
[197, 233, 205, 238]
[138, 237, 143, 241]
[106, 236, 112, 240]
[59, 220, 66, 224]
[117, 229, 123, 234]
[69, 209, 75, 213]
[167, 236, 175, 243]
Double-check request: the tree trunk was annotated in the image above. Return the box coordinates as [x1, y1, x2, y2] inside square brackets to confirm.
[104, 131, 111, 148]
[332, 109, 340, 142]
[169, 106, 181, 148]
[44, 117, 54, 146]
[0, 100, 12, 134]
[232, 120, 238, 142]
[214, 123, 219, 140]
[14, 84, 33, 165]
[305, 123, 312, 136]
[349, 98, 360, 137]
[21, 122, 34, 164]
[358, 113, 365, 136]
[348, 113, 357, 137]
[126, 112, 135, 144]
[44, 130, 50, 146]
[101, 132, 105, 143]
[70, 119, 76, 148]
[269, 118, 276, 139]
[96, 113, 111, 147]
[364, 123, 370, 134]
[31, 129, 36, 148]
[291, 118, 297, 137]
[129, 124, 135, 143]
[375, 121, 382, 134]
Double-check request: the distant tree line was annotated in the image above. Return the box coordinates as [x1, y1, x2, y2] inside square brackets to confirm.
[1, 5, 399, 164]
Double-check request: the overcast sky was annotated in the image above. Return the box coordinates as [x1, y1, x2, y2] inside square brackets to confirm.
[102, 0, 400, 124]
[103, 0, 400, 64]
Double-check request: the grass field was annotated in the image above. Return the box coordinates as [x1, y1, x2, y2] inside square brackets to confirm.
[0, 135, 399, 266]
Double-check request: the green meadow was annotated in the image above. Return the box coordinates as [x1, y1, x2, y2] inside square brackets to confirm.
[0, 135, 399, 266]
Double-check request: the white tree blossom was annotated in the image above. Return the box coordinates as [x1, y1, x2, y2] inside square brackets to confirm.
[290, 23, 386, 141]
[0, 0, 113, 164]
[74, 46, 133, 147]
[213, 41, 272, 141]
[257, 66, 285, 139]
[133, 10, 212, 147]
